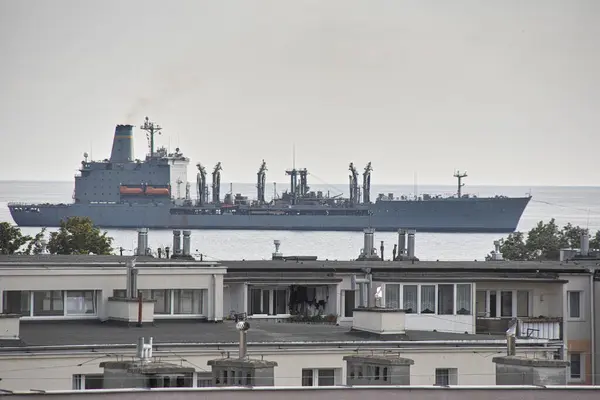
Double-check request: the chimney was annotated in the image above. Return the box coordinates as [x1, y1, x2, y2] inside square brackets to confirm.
[135, 337, 153, 361]
[380, 241, 385, 261]
[136, 228, 149, 256]
[581, 233, 590, 256]
[397, 229, 406, 258]
[125, 258, 138, 299]
[351, 270, 373, 308]
[407, 229, 416, 259]
[237, 321, 250, 359]
[506, 320, 517, 356]
[272, 240, 283, 260]
[182, 230, 191, 256]
[109, 124, 134, 163]
[363, 228, 375, 257]
[172, 230, 182, 257]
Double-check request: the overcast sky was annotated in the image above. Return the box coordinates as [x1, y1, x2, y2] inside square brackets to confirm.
[1, 0, 598, 186]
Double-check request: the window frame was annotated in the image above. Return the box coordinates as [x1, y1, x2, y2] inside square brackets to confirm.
[301, 368, 338, 387]
[475, 289, 531, 318]
[568, 352, 584, 382]
[247, 287, 289, 317]
[567, 290, 584, 321]
[383, 283, 473, 316]
[3, 290, 98, 319]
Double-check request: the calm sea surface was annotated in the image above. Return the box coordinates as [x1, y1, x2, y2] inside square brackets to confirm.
[1, 181, 599, 261]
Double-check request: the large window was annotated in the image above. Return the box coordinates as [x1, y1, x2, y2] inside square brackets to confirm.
[343, 290, 356, 317]
[248, 288, 288, 316]
[383, 283, 471, 315]
[567, 291, 582, 320]
[301, 368, 337, 386]
[3, 290, 97, 318]
[476, 289, 530, 318]
[113, 289, 208, 316]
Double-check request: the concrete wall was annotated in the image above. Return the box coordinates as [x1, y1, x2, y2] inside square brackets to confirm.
[0, 345, 555, 391]
[5, 386, 600, 400]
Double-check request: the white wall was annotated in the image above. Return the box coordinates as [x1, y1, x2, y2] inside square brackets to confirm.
[0, 345, 555, 391]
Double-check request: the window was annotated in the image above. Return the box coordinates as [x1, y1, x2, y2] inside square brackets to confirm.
[385, 284, 400, 309]
[344, 290, 356, 317]
[403, 285, 417, 313]
[248, 288, 288, 316]
[437, 285, 454, 315]
[140, 289, 207, 316]
[478, 290, 531, 318]
[456, 284, 471, 315]
[301, 368, 337, 387]
[3, 290, 98, 318]
[66, 291, 96, 315]
[420, 285, 435, 313]
[435, 368, 457, 385]
[569, 353, 583, 381]
[568, 291, 582, 319]
[72, 374, 103, 390]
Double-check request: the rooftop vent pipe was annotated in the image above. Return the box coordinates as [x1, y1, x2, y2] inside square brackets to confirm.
[125, 258, 138, 299]
[363, 228, 375, 257]
[581, 233, 590, 256]
[172, 230, 182, 256]
[136, 228, 149, 256]
[136, 337, 154, 362]
[398, 229, 406, 257]
[407, 230, 416, 259]
[236, 321, 250, 359]
[182, 230, 191, 256]
[506, 320, 517, 356]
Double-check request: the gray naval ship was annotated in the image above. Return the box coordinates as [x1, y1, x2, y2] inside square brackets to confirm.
[9, 118, 531, 233]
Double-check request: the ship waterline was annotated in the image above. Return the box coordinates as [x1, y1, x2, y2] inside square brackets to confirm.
[8, 117, 531, 233]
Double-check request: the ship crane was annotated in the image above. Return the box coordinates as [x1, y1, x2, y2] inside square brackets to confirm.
[349, 162, 360, 205]
[196, 163, 208, 206]
[454, 170, 468, 198]
[362, 162, 372, 204]
[212, 162, 222, 204]
[257, 160, 267, 204]
[139, 117, 162, 158]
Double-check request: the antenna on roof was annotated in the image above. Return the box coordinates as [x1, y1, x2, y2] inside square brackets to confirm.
[453, 170, 467, 198]
[140, 117, 162, 157]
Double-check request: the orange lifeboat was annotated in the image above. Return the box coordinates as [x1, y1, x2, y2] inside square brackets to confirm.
[145, 186, 170, 196]
[120, 186, 144, 195]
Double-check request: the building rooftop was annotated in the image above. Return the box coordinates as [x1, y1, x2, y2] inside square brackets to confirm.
[0, 254, 219, 267]
[0, 320, 522, 350]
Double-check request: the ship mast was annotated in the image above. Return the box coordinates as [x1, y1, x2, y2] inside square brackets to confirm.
[454, 170, 467, 197]
[362, 162, 372, 204]
[257, 160, 267, 204]
[212, 162, 222, 204]
[349, 162, 359, 205]
[140, 117, 162, 158]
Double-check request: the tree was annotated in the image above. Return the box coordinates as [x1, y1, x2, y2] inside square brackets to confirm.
[25, 228, 47, 255]
[497, 219, 600, 261]
[47, 217, 113, 255]
[0, 222, 32, 255]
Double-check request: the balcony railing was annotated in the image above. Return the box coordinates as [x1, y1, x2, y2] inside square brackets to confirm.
[476, 316, 562, 340]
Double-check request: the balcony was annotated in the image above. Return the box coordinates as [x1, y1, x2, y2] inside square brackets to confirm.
[476, 317, 562, 340]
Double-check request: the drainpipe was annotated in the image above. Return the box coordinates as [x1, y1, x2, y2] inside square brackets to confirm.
[589, 268, 596, 385]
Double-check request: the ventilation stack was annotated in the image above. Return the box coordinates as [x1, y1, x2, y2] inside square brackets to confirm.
[580, 232, 590, 256]
[396, 229, 406, 260]
[406, 229, 417, 260]
[357, 228, 382, 261]
[207, 320, 278, 386]
[172, 230, 182, 257]
[109, 124, 134, 163]
[182, 230, 191, 256]
[136, 228, 149, 256]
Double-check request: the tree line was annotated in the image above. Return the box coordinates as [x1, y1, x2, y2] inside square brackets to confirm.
[495, 218, 600, 261]
[0, 217, 113, 255]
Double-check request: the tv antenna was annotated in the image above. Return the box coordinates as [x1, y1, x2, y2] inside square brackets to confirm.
[140, 117, 162, 157]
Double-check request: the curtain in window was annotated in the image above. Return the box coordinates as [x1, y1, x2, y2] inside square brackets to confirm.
[385, 284, 400, 308]
[420, 285, 435, 313]
[456, 284, 472, 315]
[403, 285, 417, 313]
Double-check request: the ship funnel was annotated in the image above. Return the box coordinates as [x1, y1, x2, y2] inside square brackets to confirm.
[136, 228, 149, 256]
[110, 124, 134, 163]
[182, 230, 191, 256]
[172, 230, 182, 257]
[581, 233, 590, 256]
[407, 230, 416, 259]
[397, 229, 406, 258]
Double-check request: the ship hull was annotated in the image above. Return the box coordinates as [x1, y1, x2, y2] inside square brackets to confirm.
[8, 197, 531, 233]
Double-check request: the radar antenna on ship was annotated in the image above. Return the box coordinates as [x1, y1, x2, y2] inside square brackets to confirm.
[454, 170, 467, 198]
[140, 117, 162, 157]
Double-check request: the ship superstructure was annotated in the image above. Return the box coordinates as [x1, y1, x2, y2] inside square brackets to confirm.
[8, 118, 531, 233]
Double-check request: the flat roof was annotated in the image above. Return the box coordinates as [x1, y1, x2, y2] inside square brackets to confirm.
[0, 320, 537, 351]
[0, 255, 220, 268]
